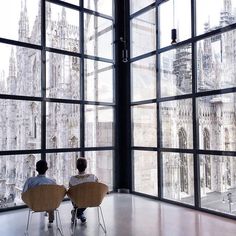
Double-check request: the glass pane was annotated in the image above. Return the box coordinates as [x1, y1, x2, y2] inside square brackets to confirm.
[159, 0, 191, 48]
[0, 44, 41, 97]
[47, 152, 78, 188]
[131, 56, 156, 102]
[197, 0, 236, 35]
[0, 100, 41, 151]
[160, 44, 192, 97]
[132, 104, 157, 147]
[85, 59, 113, 102]
[84, 0, 113, 16]
[85, 105, 114, 147]
[160, 99, 193, 149]
[131, 9, 156, 58]
[200, 155, 236, 215]
[84, 14, 113, 59]
[0, 0, 40, 44]
[85, 151, 113, 190]
[197, 30, 236, 91]
[198, 93, 236, 151]
[163, 152, 194, 205]
[130, 0, 155, 14]
[46, 52, 80, 99]
[133, 150, 157, 196]
[0, 154, 40, 208]
[46, 3, 80, 52]
[46, 102, 80, 149]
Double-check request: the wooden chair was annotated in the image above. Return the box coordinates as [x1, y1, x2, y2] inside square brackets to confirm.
[22, 185, 66, 235]
[67, 182, 108, 234]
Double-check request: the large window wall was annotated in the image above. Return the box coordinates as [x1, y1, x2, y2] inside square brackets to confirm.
[130, 0, 236, 218]
[0, 0, 114, 209]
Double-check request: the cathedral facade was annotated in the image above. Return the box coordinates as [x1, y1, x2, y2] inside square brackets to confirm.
[0, 1, 113, 208]
[133, 0, 236, 213]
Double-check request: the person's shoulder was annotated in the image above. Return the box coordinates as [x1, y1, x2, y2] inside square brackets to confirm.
[69, 175, 77, 183]
[69, 175, 77, 180]
[47, 177, 56, 183]
[89, 174, 98, 181]
[26, 176, 36, 182]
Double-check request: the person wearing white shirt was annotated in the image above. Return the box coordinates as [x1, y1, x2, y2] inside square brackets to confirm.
[69, 157, 98, 224]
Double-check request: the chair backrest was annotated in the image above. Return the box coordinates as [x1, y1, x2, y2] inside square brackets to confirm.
[67, 182, 108, 208]
[22, 185, 66, 212]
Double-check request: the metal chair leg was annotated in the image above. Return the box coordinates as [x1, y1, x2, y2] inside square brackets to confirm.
[71, 208, 78, 235]
[25, 209, 32, 235]
[56, 210, 64, 236]
[97, 207, 100, 225]
[97, 206, 107, 234]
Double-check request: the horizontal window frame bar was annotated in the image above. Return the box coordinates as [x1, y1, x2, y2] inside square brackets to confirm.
[45, 98, 115, 106]
[0, 38, 42, 50]
[0, 150, 42, 156]
[0, 147, 115, 156]
[0, 94, 115, 106]
[132, 147, 158, 151]
[131, 99, 157, 106]
[130, 87, 236, 106]
[4, 88, 235, 104]
[132, 192, 236, 221]
[130, 3, 156, 19]
[130, 51, 156, 63]
[46, 0, 113, 20]
[83, 8, 114, 21]
[131, 147, 236, 157]
[0, 94, 42, 101]
[45, 147, 115, 153]
[45, 47, 82, 58]
[158, 23, 236, 54]
[45, 49, 114, 65]
[84, 54, 114, 64]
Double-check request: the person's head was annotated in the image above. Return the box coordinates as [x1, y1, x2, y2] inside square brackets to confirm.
[76, 157, 87, 173]
[36, 160, 48, 175]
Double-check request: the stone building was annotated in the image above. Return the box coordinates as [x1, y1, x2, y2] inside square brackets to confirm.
[0, 1, 113, 207]
[134, 0, 236, 209]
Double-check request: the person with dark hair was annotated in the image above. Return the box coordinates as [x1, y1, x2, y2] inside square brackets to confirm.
[22, 160, 56, 224]
[69, 157, 98, 224]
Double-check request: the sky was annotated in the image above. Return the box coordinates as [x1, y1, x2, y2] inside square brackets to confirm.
[0, 0, 112, 82]
[0, 0, 39, 81]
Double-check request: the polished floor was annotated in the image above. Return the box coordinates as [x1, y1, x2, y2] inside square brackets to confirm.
[0, 193, 236, 236]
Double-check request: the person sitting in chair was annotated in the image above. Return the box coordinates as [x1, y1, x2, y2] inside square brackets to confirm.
[22, 160, 56, 224]
[69, 157, 98, 224]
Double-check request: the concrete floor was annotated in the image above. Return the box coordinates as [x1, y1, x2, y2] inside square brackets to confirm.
[0, 193, 236, 236]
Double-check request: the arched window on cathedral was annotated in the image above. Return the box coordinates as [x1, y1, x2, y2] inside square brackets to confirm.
[72, 47, 80, 72]
[70, 136, 78, 148]
[178, 128, 188, 194]
[30, 102, 37, 139]
[225, 128, 230, 151]
[34, 117, 37, 138]
[72, 104, 79, 113]
[32, 58, 37, 93]
[203, 128, 211, 189]
[51, 136, 57, 149]
[23, 155, 36, 180]
[225, 128, 231, 186]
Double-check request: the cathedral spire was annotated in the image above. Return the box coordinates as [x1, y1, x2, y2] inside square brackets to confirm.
[7, 48, 17, 94]
[61, 7, 67, 26]
[9, 48, 16, 78]
[224, 0, 232, 13]
[18, 0, 29, 41]
[220, 0, 233, 26]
